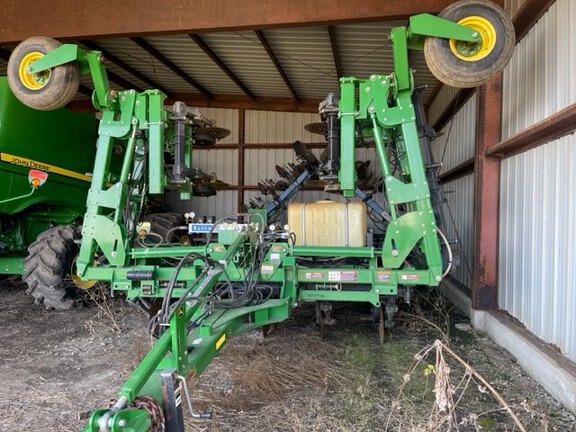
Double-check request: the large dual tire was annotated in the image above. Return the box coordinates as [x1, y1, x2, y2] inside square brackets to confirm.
[424, 0, 515, 88]
[23, 225, 82, 310]
[142, 212, 186, 243]
[7, 36, 79, 110]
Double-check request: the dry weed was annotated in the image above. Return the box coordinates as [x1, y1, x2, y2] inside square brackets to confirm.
[82, 283, 125, 335]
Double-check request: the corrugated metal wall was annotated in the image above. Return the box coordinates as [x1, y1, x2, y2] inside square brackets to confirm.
[243, 113, 324, 216]
[244, 148, 299, 185]
[499, 135, 576, 360]
[431, 94, 477, 288]
[427, 85, 461, 127]
[245, 110, 320, 144]
[502, 0, 576, 139]
[442, 175, 475, 288]
[432, 94, 477, 174]
[168, 108, 330, 219]
[199, 108, 240, 145]
[192, 148, 238, 185]
[498, 0, 576, 361]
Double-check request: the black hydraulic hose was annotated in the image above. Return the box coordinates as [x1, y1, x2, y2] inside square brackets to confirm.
[160, 252, 205, 323]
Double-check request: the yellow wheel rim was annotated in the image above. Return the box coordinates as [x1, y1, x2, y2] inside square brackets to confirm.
[449, 16, 497, 62]
[71, 255, 99, 290]
[18, 52, 51, 90]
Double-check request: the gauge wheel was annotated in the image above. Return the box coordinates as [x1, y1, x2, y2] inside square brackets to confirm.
[424, 0, 515, 88]
[7, 36, 80, 110]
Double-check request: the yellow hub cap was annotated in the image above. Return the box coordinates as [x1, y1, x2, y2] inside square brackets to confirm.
[71, 255, 99, 290]
[19, 52, 51, 90]
[449, 16, 497, 62]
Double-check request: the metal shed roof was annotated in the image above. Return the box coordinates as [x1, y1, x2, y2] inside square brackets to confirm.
[0, 20, 442, 112]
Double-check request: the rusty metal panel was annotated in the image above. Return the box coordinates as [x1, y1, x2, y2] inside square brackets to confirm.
[472, 78, 502, 311]
[442, 174, 475, 288]
[245, 110, 321, 143]
[502, 0, 576, 139]
[499, 135, 576, 361]
[431, 94, 477, 174]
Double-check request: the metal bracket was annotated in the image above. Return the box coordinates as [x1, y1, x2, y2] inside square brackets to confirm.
[161, 370, 185, 432]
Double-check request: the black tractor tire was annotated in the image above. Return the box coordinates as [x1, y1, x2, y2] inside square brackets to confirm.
[7, 36, 80, 110]
[23, 225, 81, 310]
[142, 212, 186, 243]
[424, 0, 515, 88]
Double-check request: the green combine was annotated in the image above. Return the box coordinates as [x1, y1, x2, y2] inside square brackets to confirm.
[0, 78, 99, 308]
[2, 1, 514, 430]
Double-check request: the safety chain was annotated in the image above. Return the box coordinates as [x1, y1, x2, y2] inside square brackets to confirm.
[109, 395, 165, 431]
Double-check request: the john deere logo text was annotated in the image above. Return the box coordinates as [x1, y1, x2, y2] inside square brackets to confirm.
[8, 157, 50, 172]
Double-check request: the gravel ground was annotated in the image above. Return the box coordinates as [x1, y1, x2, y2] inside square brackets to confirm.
[0, 280, 574, 431]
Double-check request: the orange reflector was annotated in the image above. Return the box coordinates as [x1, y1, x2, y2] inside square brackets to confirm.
[28, 169, 48, 187]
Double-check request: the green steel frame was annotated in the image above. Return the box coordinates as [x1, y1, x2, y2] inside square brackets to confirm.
[20, 13, 479, 431]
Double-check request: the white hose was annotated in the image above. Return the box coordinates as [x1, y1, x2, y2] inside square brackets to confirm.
[98, 395, 127, 432]
[437, 227, 453, 278]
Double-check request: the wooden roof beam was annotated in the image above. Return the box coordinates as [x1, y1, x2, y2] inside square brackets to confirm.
[189, 34, 256, 101]
[0, 0, 471, 44]
[255, 30, 300, 105]
[130, 37, 212, 101]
